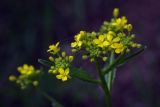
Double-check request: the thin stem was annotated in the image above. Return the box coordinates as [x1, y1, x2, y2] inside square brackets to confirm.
[107, 51, 115, 91]
[76, 77, 101, 84]
[95, 60, 112, 107]
[102, 54, 123, 75]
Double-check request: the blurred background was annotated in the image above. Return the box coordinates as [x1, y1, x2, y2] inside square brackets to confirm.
[0, 0, 159, 107]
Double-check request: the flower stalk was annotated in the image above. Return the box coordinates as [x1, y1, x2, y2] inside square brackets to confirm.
[95, 60, 112, 107]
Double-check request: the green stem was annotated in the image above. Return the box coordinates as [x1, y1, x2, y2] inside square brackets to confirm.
[95, 60, 112, 107]
[76, 76, 101, 84]
[107, 51, 115, 91]
[102, 54, 123, 75]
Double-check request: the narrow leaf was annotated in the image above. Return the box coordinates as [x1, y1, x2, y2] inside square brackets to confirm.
[38, 59, 53, 67]
[71, 67, 100, 84]
[117, 46, 147, 66]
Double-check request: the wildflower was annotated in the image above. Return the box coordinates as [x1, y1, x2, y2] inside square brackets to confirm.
[17, 64, 34, 75]
[112, 16, 127, 30]
[103, 31, 120, 48]
[71, 31, 85, 48]
[93, 35, 107, 48]
[9, 64, 41, 89]
[111, 43, 125, 54]
[47, 42, 60, 54]
[56, 68, 70, 81]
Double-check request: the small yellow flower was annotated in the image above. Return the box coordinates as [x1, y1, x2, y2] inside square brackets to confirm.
[112, 16, 127, 30]
[17, 64, 34, 75]
[47, 42, 60, 54]
[111, 43, 125, 54]
[71, 31, 85, 48]
[71, 41, 82, 48]
[93, 35, 106, 48]
[56, 68, 70, 81]
[103, 32, 120, 47]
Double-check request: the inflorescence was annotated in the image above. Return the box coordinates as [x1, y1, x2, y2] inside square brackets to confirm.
[9, 8, 142, 86]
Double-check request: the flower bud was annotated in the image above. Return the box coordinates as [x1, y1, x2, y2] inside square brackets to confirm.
[113, 8, 119, 17]
[69, 56, 74, 62]
[9, 75, 17, 81]
[127, 24, 132, 32]
[82, 55, 88, 60]
[33, 81, 39, 86]
[49, 56, 54, 61]
[62, 52, 66, 57]
[102, 57, 108, 61]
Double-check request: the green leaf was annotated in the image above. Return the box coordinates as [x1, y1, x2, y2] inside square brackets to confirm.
[38, 59, 53, 67]
[117, 46, 147, 66]
[103, 46, 146, 75]
[71, 67, 100, 84]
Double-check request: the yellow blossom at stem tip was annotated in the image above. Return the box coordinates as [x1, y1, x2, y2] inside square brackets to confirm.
[56, 68, 70, 81]
[47, 42, 60, 54]
[17, 64, 35, 75]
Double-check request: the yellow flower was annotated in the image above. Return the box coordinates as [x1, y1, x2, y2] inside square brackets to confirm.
[93, 35, 106, 48]
[47, 42, 60, 54]
[17, 64, 35, 75]
[71, 31, 85, 48]
[56, 68, 70, 81]
[111, 43, 125, 54]
[71, 41, 82, 48]
[103, 31, 120, 47]
[112, 16, 127, 30]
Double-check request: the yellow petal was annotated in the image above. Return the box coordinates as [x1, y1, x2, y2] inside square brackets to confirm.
[56, 42, 60, 47]
[62, 76, 67, 81]
[113, 37, 120, 42]
[65, 68, 70, 75]
[58, 68, 64, 74]
[77, 41, 82, 47]
[107, 34, 113, 42]
[56, 75, 62, 79]
[115, 49, 121, 54]
[71, 42, 77, 48]
[103, 41, 110, 46]
[93, 39, 100, 44]
[99, 35, 104, 41]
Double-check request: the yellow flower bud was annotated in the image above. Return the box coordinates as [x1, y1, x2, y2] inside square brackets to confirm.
[49, 56, 54, 61]
[102, 57, 108, 61]
[72, 49, 77, 53]
[136, 44, 142, 48]
[69, 56, 74, 62]
[113, 8, 119, 17]
[33, 81, 39, 86]
[9, 75, 17, 81]
[62, 52, 66, 57]
[90, 58, 95, 62]
[82, 55, 88, 60]
[127, 24, 132, 32]
[126, 48, 130, 53]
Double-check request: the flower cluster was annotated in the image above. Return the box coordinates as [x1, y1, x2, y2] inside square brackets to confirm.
[47, 42, 74, 81]
[71, 8, 141, 62]
[9, 64, 42, 89]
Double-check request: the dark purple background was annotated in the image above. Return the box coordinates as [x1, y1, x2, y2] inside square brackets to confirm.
[0, 0, 160, 107]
